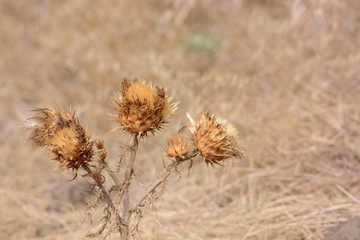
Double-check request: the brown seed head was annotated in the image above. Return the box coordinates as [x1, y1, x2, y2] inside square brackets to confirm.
[112, 78, 177, 137]
[188, 113, 243, 166]
[166, 134, 190, 159]
[28, 108, 94, 169]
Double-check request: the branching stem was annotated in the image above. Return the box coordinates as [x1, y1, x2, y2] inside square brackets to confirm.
[83, 164, 124, 237]
[83, 165, 116, 210]
[131, 152, 196, 215]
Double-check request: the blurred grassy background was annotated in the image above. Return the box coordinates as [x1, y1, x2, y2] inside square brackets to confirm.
[1, 0, 360, 239]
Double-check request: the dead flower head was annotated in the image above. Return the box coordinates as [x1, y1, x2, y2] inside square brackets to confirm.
[187, 112, 243, 166]
[28, 108, 94, 169]
[166, 134, 190, 159]
[112, 78, 177, 137]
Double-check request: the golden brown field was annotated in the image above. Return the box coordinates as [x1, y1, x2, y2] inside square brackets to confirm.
[1, 0, 360, 239]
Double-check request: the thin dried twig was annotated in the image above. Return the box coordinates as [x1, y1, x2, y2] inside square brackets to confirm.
[83, 165, 124, 237]
[105, 164, 122, 187]
[131, 152, 197, 215]
[83, 165, 116, 210]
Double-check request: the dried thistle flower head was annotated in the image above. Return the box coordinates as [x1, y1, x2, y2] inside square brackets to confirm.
[187, 112, 243, 166]
[166, 134, 190, 159]
[112, 78, 177, 137]
[28, 108, 94, 169]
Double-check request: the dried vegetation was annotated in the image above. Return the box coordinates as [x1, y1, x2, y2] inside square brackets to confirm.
[1, 0, 360, 239]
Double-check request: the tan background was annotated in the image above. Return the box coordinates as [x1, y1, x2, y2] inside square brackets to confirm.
[1, 0, 360, 239]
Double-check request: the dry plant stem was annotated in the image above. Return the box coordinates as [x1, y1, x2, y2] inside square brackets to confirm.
[121, 134, 139, 239]
[105, 164, 122, 187]
[83, 165, 116, 210]
[83, 165, 123, 237]
[131, 154, 194, 214]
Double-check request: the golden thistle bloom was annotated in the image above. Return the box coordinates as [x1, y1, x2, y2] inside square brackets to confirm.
[112, 78, 177, 137]
[187, 113, 243, 166]
[28, 108, 94, 169]
[166, 134, 190, 159]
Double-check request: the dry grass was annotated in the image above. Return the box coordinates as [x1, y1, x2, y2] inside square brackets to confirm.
[1, 0, 360, 239]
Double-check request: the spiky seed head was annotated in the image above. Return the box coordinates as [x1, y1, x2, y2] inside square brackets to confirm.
[28, 108, 94, 169]
[112, 78, 177, 137]
[188, 112, 243, 166]
[166, 134, 190, 159]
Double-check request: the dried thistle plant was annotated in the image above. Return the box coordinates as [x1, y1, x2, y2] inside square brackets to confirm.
[27, 78, 243, 239]
[112, 78, 177, 137]
[187, 112, 243, 166]
[28, 107, 94, 169]
[27, 107, 123, 236]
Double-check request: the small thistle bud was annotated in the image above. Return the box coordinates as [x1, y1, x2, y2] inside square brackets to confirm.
[112, 78, 177, 137]
[95, 140, 107, 164]
[95, 139, 105, 150]
[187, 113, 243, 166]
[166, 134, 190, 159]
[28, 108, 94, 170]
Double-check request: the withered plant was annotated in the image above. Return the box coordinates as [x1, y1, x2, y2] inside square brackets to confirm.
[27, 78, 243, 239]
